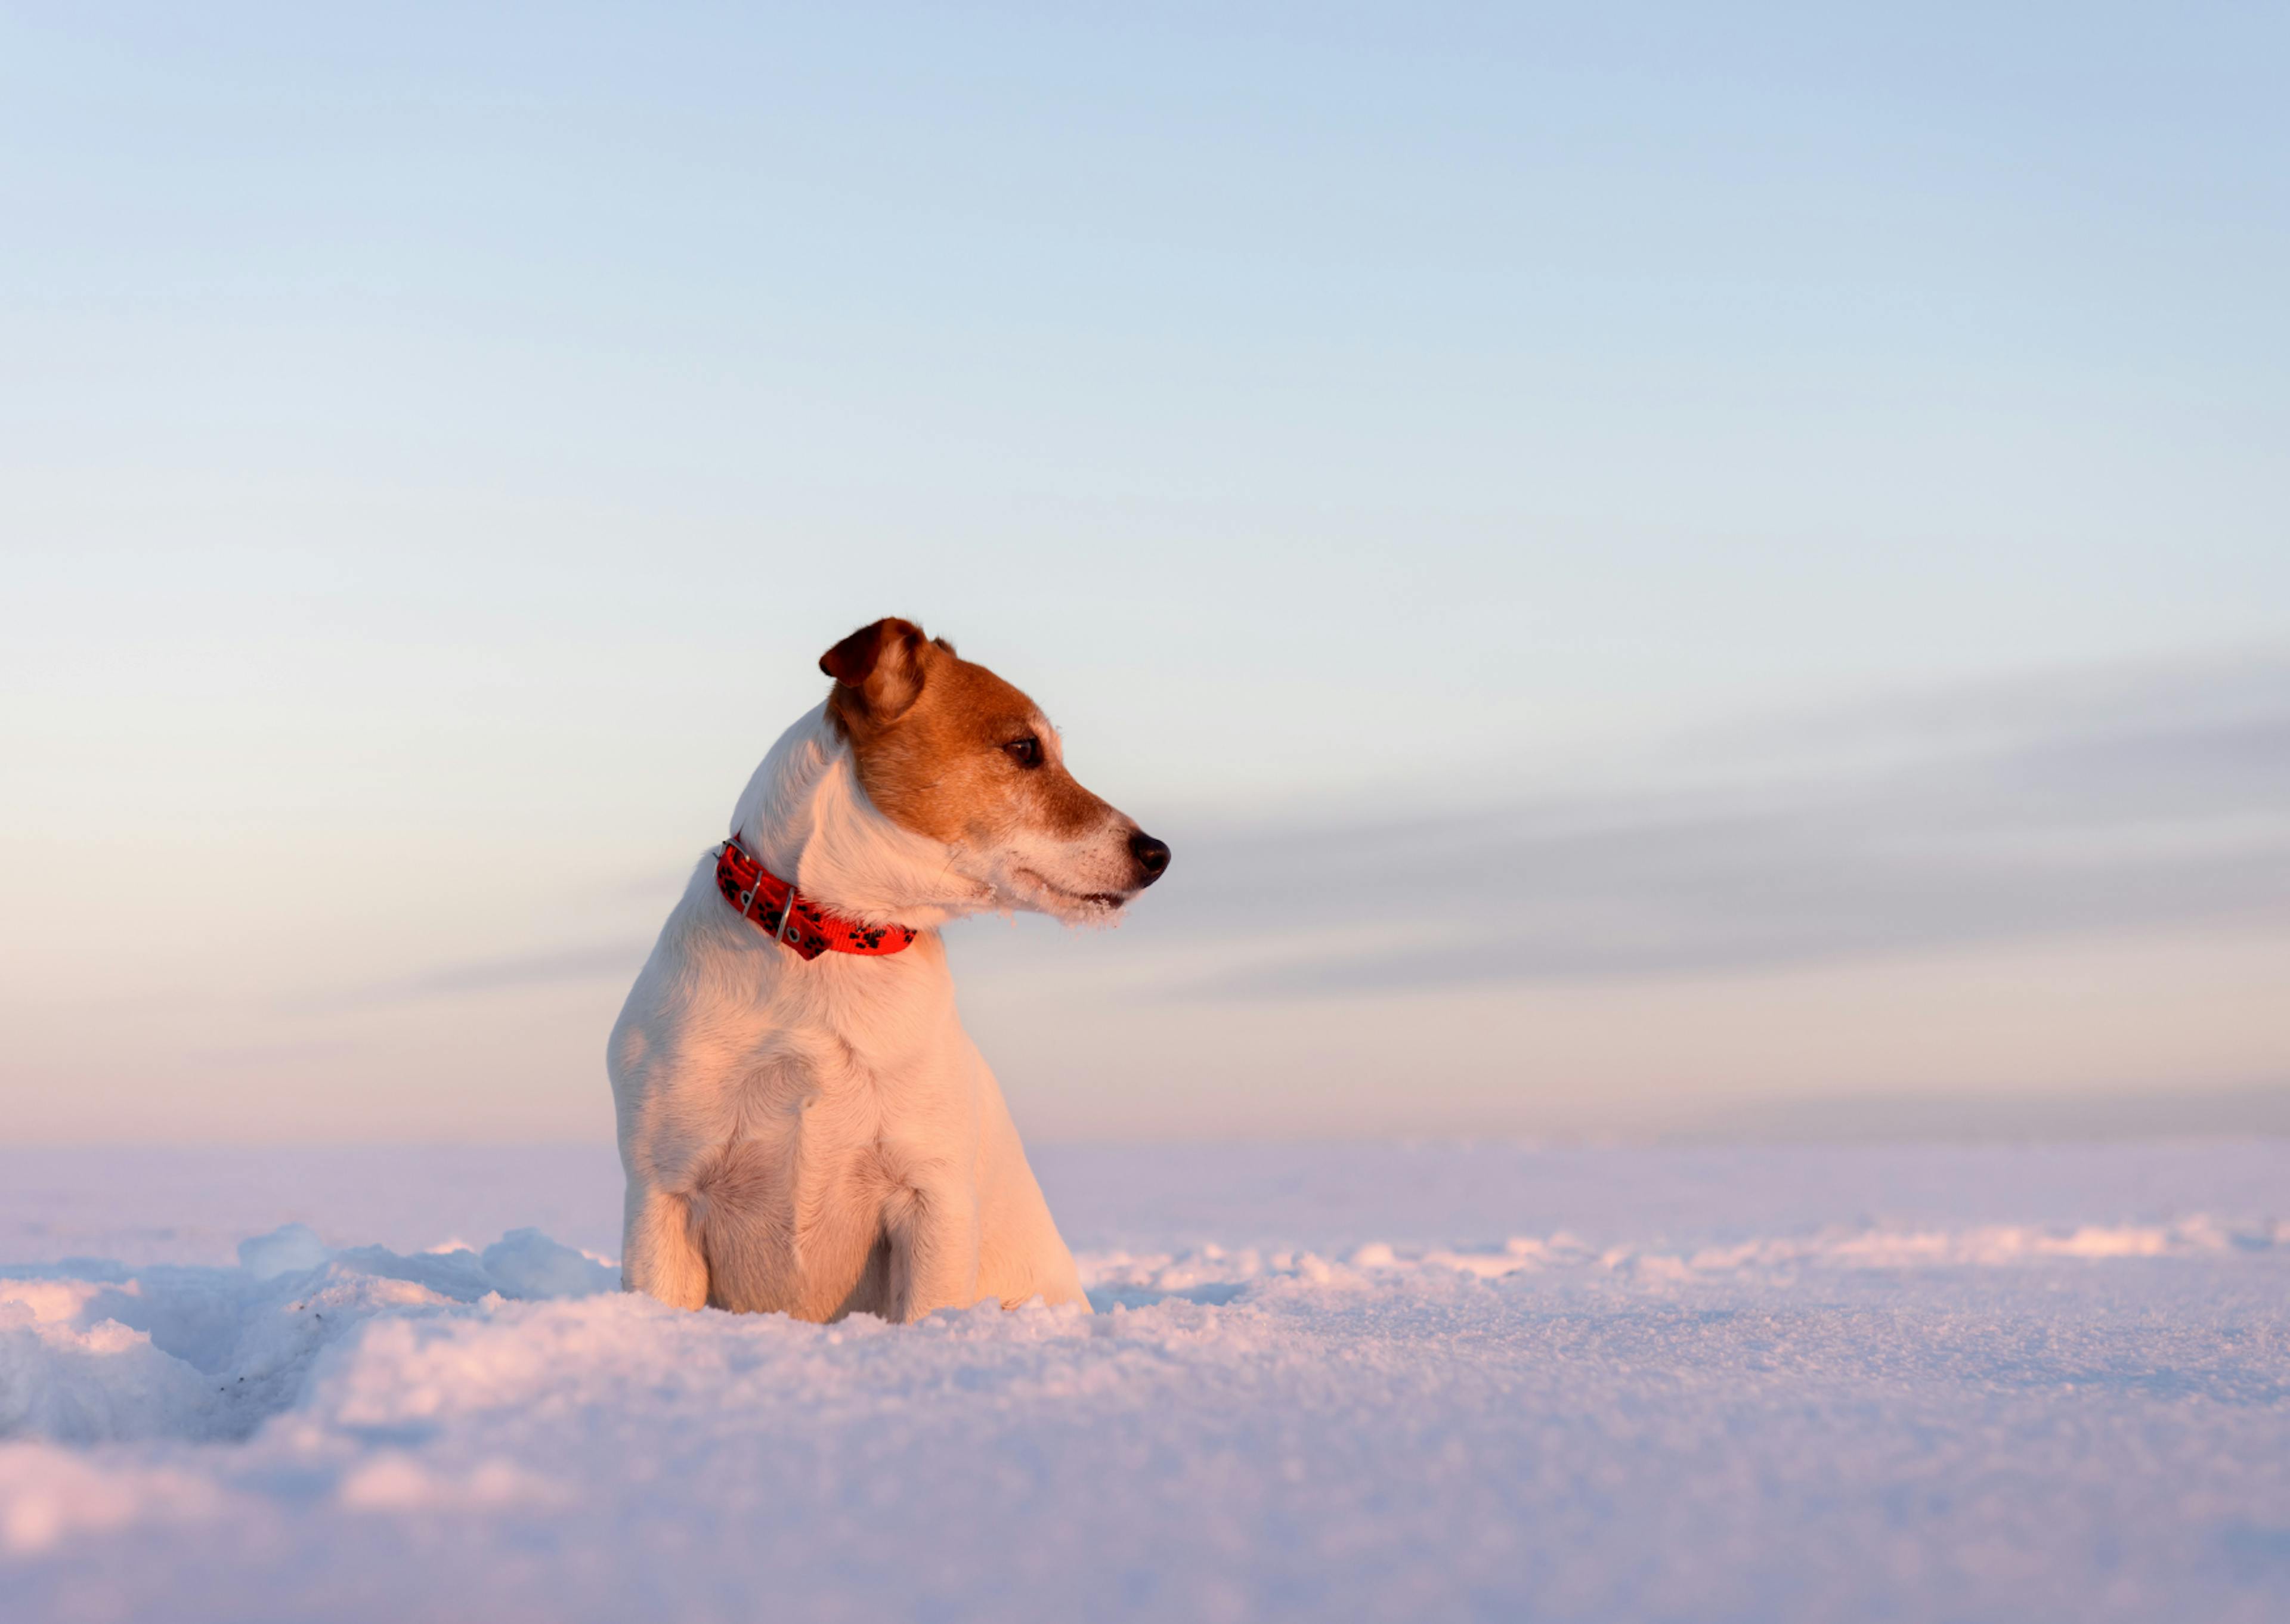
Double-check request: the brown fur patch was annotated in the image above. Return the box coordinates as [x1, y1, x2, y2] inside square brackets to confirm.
[819, 617, 929, 721]
[819, 617, 1117, 847]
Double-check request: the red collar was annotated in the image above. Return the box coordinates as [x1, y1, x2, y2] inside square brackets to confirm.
[713, 837, 920, 960]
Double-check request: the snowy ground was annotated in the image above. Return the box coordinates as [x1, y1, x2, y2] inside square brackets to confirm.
[5, 1142, 2289, 1623]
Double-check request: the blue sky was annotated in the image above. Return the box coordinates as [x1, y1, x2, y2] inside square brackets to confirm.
[4, 5, 2285, 1141]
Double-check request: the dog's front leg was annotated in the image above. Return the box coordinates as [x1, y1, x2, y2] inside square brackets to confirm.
[884, 1178, 982, 1323]
[621, 1182, 710, 1310]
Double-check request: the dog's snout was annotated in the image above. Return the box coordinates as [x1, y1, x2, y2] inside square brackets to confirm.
[1128, 830, 1171, 887]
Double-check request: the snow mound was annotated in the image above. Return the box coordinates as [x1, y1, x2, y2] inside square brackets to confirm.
[2, 1143, 2288, 1624]
[1, 1225, 620, 1446]
[17, 1208, 2276, 1452]
[1088, 1212, 2289, 1299]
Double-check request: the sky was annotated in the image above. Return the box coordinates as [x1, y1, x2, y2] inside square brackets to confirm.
[3, 4, 2286, 1143]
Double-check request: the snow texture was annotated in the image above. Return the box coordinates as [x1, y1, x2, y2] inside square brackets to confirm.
[3, 1142, 2288, 1623]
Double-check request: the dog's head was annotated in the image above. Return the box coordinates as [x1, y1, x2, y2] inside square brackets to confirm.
[819, 618, 1170, 922]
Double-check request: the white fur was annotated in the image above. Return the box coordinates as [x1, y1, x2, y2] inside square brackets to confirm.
[608, 704, 1093, 1322]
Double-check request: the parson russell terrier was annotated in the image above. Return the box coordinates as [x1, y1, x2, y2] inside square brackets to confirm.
[608, 618, 1169, 1321]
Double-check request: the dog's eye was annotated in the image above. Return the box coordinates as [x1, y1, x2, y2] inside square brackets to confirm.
[1002, 736, 1042, 768]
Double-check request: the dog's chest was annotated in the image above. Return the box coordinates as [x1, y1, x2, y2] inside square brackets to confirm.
[672, 1005, 967, 1174]
[682, 1031, 970, 1318]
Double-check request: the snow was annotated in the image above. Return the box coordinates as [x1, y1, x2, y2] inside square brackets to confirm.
[4, 1142, 2288, 1622]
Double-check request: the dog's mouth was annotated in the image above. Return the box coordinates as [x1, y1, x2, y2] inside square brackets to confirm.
[1011, 868, 1129, 916]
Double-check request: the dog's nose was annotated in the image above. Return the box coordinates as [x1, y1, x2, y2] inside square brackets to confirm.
[1129, 831, 1171, 886]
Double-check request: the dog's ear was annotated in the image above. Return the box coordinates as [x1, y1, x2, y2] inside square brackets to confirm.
[819, 617, 931, 721]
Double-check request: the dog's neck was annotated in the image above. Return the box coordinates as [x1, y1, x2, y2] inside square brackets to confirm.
[726, 703, 991, 931]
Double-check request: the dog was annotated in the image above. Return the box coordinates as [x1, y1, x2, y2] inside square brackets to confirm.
[608, 617, 1169, 1322]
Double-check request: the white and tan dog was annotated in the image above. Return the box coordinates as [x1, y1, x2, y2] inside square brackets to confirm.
[608, 617, 1169, 1322]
